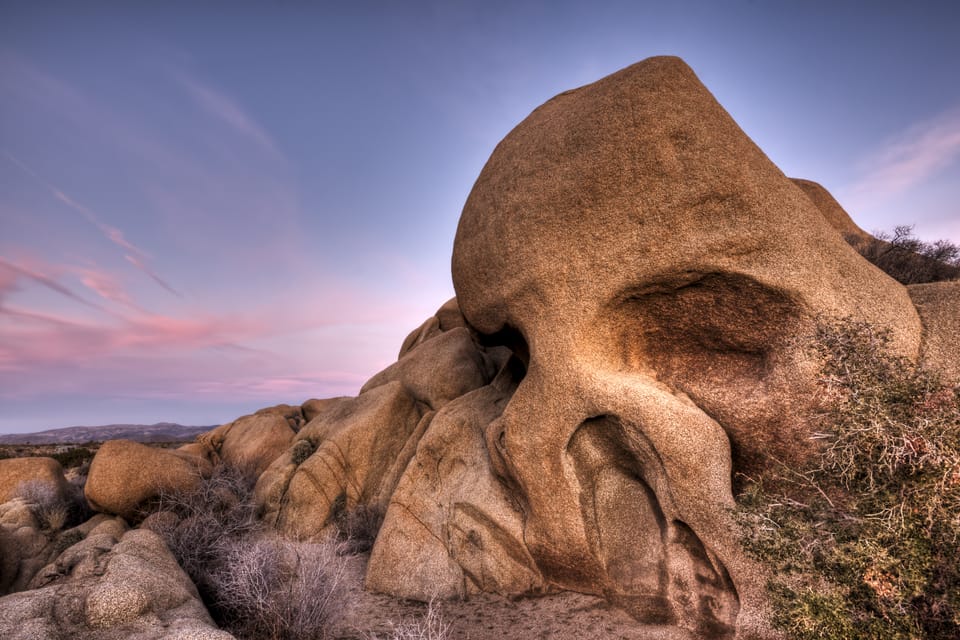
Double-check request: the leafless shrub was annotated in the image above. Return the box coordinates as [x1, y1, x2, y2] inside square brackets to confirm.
[365, 600, 453, 640]
[215, 537, 345, 640]
[846, 225, 960, 284]
[145, 463, 348, 639]
[147, 464, 261, 604]
[335, 501, 385, 554]
[15, 480, 68, 531]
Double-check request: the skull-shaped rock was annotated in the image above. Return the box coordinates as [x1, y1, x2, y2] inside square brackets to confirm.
[448, 57, 921, 636]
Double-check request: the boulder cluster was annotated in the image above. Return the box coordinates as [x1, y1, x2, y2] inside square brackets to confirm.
[1, 57, 957, 639]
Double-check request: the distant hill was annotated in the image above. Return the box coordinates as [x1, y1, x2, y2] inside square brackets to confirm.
[0, 422, 215, 445]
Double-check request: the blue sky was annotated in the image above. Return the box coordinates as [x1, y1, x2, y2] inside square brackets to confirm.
[1, 1, 958, 433]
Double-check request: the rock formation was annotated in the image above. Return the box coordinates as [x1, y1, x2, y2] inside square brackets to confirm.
[0, 522, 232, 639]
[8, 55, 955, 640]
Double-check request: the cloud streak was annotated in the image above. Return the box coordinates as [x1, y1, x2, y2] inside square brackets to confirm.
[173, 71, 280, 158]
[845, 107, 960, 204]
[2, 151, 183, 298]
[0, 257, 106, 312]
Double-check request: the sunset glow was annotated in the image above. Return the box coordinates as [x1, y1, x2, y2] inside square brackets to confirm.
[2, 2, 958, 432]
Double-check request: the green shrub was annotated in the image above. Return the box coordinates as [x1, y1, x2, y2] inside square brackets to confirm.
[846, 226, 960, 284]
[50, 447, 95, 469]
[290, 439, 316, 466]
[738, 318, 960, 639]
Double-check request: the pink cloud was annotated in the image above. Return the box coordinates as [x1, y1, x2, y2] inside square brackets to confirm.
[0, 257, 106, 312]
[845, 107, 960, 206]
[75, 266, 138, 309]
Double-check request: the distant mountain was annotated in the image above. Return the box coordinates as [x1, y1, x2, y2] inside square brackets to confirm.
[0, 422, 216, 445]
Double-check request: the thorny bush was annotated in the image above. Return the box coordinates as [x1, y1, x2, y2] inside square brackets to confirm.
[738, 318, 960, 639]
[145, 463, 346, 639]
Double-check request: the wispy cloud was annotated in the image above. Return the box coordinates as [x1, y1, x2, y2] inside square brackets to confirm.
[2, 151, 183, 297]
[75, 266, 139, 309]
[845, 107, 960, 205]
[0, 257, 106, 312]
[173, 71, 280, 157]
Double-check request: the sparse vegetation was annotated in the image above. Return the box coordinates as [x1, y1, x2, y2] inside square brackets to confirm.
[365, 600, 453, 640]
[846, 225, 960, 284]
[49, 446, 95, 470]
[14, 479, 90, 531]
[290, 438, 316, 466]
[15, 480, 70, 531]
[146, 463, 346, 639]
[738, 318, 960, 639]
[334, 499, 385, 554]
[214, 537, 345, 640]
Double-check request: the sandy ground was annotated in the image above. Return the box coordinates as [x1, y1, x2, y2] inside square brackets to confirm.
[330, 554, 695, 640]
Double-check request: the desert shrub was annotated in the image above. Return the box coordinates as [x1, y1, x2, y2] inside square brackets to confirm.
[290, 439, 316, 466]
[147, 463, 346, 639]
[15, 480, 69, 531]
[14, 479, 89, 531]
[846, 226, 960, 284]
[334, 499, 385, 554]
[148, 464, 261, 603]
[365, 600, 452, 640]
[50, 447, 94, 469]
[738, 318, 960, 639]
[215, 537, 345, 640]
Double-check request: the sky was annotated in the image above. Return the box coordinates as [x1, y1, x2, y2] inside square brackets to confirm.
[1, 1, 958, 433]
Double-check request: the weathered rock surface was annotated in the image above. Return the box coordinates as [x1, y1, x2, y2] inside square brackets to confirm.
[0, 499, 52, 595]
[85, 440, 210, 520]
[908, 280, 960, 384]
[0, 457, 70, 505]
[361, 326, 505, 410]
[0, 526, 232, 639]
[791, 177, 869, 240]
[256, 381, 426, 539]
[366, 358, 542, 600]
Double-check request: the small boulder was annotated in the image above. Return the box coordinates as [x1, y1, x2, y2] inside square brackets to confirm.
[362, 327, 503, 411]
[0, 458, 70, 505]
[217, 413, 295, 476]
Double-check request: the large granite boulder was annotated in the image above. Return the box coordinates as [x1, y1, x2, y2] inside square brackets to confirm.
[791, 177, 870, 240]
[85, 440, 211, 520]
[255, 381, 427, 539]
[448, 56, 923, 637]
